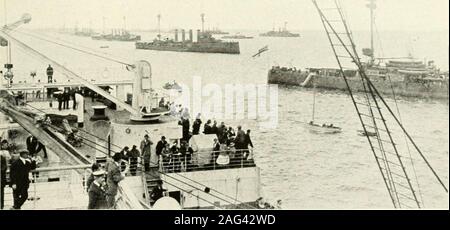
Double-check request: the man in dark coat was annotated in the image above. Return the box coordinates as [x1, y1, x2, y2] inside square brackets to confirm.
[1, 151, 9, 210]
[203, 120, 212, 134]
[63, 88, 70, 110]
[88, 170, 108, 209]
[26, 136, 48, 159]
[235, 126, 246, 150]
[192, 114, 202, 135]
[10, 150, 37, 209]
[243, 129, 254, 159]
[70, 88, 77, 110]
[155, 136, 167, 157]
[105, 154, 125, 208]
[211, 120, 218, 135]
[140, 135, 153, 172]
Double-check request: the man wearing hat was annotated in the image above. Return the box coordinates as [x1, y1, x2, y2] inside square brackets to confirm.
[140, 134, 153, 172]
[9, 149, 37, 210]
[88, 170, 107, 209]
[105, 153, 125, 208]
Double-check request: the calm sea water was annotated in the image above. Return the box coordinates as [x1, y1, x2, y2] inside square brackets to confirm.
[4, 29, 449, 209]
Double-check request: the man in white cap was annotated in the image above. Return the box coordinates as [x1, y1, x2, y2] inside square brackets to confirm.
[10, 149, 37, 210]
[88, 169, 107, 209]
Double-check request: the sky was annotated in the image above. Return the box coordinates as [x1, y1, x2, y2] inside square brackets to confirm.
[1, 0, 449, 31]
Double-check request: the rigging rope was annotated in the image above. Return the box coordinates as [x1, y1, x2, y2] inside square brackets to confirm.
[374, 20, 425, 206]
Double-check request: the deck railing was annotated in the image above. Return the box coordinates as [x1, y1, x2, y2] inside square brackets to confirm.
[160, 149, 256, 173]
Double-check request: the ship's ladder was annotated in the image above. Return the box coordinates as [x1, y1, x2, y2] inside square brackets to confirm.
[312, 0, 448, 209]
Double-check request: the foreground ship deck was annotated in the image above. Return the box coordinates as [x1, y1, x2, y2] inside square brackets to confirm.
[1, 90, 260, 210]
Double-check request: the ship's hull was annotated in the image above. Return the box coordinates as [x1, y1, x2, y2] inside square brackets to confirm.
[268, 69, 449, 100]
[135, 41, 240, 54]
[92, 35, 141, 42]
[260, 34, 300, 37]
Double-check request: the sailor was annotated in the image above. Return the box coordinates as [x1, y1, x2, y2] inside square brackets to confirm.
[140, 134, 153, 172]
[46, 64, 54, 84]
[87, 170, 108, 209]
[105, 153, 125, 209]
[9, 149, 37, 210]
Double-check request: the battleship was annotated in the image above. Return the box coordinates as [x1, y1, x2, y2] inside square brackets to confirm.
[260, 22, 300, 37]
[268, 3, 449, 100]
[0, 14, 259, 210]
[135, 14, 240, 54]
[92, 29, 141, 42]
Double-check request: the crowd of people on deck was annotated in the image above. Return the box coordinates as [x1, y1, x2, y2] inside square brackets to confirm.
[0, 135, 47, 210]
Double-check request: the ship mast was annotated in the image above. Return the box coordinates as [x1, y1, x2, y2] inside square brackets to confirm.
[201, 13, 205, 32]
[157, 14, 161, 40]
[123, 16, 126, 31]
[102, 17, 106, 35]
[367, 0, 376, 63]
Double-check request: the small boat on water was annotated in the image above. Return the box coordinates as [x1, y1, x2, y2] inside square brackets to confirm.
[307, 80, 342, 134]
[308, 122, 342, 134]
[99, 45, 109, 49]
[358, 130, 377, 137]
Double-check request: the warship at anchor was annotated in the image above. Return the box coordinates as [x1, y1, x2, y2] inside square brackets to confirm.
[268, 2, 448, 100]
[135, 14, 240, 54]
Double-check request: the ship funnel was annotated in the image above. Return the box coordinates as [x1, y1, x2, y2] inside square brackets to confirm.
[181, 29, 185, 42]
[197, 29, 201, 42]
[189, 29, 193, 42]
[174, 29, 178, 42]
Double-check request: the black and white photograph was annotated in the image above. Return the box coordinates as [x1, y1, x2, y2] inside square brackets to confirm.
[0, 0, 448, 215]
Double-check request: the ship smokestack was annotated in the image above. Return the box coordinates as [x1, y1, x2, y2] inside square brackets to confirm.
[174, 29, 178, 42]
[189, 29, 193, 42]
[197, 29, 201, 42]
[181, 29, 185, 42]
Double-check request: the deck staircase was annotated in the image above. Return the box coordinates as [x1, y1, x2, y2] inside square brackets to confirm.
[142, 168, 161, 206]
